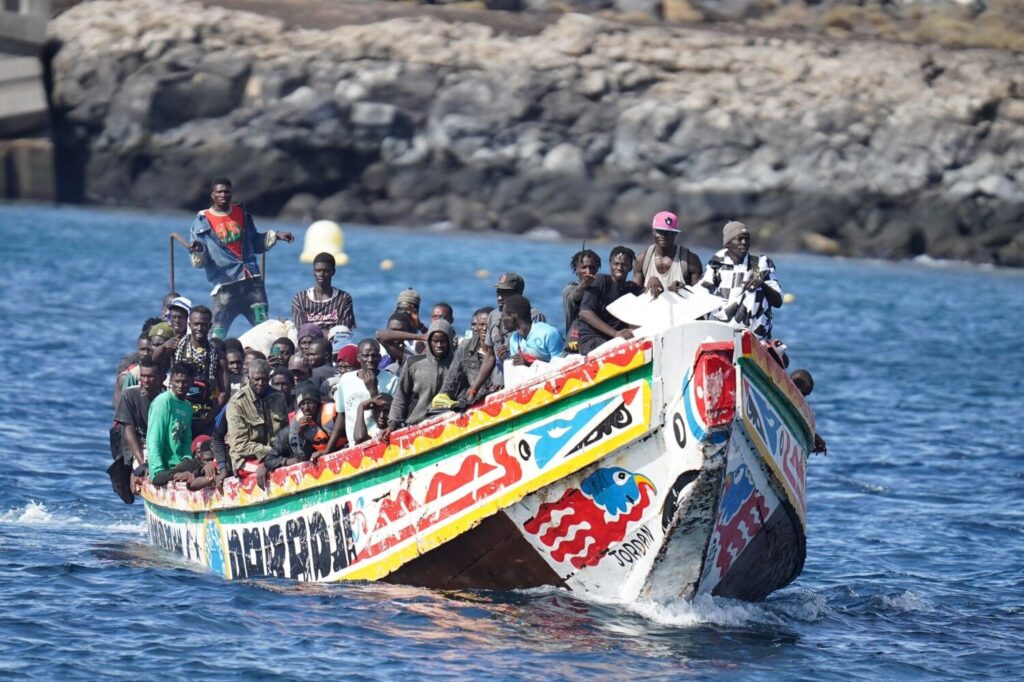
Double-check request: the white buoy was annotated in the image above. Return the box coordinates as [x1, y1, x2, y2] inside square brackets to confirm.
[380, 259, 395, 271]
[783, 293, 796, 304]
[476, 269, 490, 279]
[300, 220, 349, 266]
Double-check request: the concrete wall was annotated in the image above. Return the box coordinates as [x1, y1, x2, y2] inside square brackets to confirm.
[0, 0, 54, 201]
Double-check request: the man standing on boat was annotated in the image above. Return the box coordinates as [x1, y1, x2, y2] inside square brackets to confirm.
[633, 211, 703, 297]
[189, 177, 295, 338]
[700, 221, 783, 340]
[291, 252, 356, 344]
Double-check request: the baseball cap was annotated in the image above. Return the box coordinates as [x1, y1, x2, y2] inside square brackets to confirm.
[148, 322, 175, 341]
[652, 211, 680, 233]
[494, 272, 525, 291]
[168, 296, 192, 314]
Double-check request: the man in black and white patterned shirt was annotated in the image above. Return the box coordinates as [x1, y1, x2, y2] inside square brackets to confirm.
[291, 252, 356, 344]
[700, 221, 783, 340]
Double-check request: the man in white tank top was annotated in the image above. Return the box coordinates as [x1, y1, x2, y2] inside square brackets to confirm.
[633, 211, 704, 297]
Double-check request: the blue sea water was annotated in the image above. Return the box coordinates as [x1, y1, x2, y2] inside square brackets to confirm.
[0, 204, 1021, 680]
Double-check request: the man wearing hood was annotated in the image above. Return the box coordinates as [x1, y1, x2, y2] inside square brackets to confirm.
[381, 319, 456, 441]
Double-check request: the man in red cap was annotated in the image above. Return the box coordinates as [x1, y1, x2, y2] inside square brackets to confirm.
[633, 210, 703, 297]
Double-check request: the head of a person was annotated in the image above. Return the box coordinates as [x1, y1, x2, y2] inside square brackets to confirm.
[471, 306, 493, 339]
[135, 334, 153, 364]
[224, 338, 244, 355]
[148, 322, 175, 352]
[501, 294, 532, 335]
[570, 249, 601, 280]
[243, 349, 266, 377]
[313, 252, 336, 288]
[494, 272, 525, 310]
[381, 312, 414, 361]
[431, 302, 454, 325]
[336, 344, 359, 374]
[188, 306, 213, 343]
[723, 221, 750, 261]
[248, 358, 271, 397]
[161, 292, 180, 321]
[294, 381, 321, 420]
[209, 337, 226, 356]
[167, 297, 192, 336]
[307, 337, 332, 369]
[791, 369, 814, 396]
[357, 338, 381, 373]
[372, 395, 392, 430]
[210, 177, 233, 211]
[168, 363, 196, 400]
[297, 323, 324, 356]
[270, 337, 295, 367]
[427, 322, 452, 360]
[225, 349, 244, 375]
[270, 368, 296, 404]
[395, 288, 421, 317]
[191, 435, 214, 463]
[288, 353, 309, 382]
[651, 210, 680, 250]
[609, 246, 636, 284]
[137, 358, 164, 397]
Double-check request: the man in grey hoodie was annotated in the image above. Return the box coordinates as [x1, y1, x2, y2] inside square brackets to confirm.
[381, 319, 456, 441]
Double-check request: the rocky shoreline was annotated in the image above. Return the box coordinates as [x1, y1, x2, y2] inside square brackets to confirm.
[47, 0, 1024, 265]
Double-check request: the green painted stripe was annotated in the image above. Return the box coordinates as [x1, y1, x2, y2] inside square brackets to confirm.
[148, 362, 653, 526]
[738, 358, 812, 447]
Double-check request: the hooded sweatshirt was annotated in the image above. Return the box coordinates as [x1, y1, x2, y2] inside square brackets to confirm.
[388, 319, 455, 428]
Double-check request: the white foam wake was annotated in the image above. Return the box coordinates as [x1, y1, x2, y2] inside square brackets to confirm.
[0, 501, 147, 535]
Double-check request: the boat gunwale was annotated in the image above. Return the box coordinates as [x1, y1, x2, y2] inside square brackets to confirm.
[141, 338, 654, 514]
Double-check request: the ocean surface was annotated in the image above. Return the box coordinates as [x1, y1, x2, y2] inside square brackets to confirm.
[0, 204, 1021, 680]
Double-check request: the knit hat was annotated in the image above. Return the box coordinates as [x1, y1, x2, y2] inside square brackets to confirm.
[722, 221, 749, 246]
[396, 288, 421, 308]
[295, 381, 321, 405]
[652, 211, 679, 232]
[297, 323, 324, 341]
[148, 322, 175, 341]
[336, 344, 358, 367]
[191, 435, 212, 455]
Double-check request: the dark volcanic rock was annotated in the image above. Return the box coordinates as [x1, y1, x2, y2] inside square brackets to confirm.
[47, 1, 1024, 265]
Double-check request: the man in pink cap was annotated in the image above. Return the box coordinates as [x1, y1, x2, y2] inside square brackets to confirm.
[633, 211, 703, 297]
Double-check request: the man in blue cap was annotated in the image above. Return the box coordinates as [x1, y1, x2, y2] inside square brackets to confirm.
[188, 177, 295, 338]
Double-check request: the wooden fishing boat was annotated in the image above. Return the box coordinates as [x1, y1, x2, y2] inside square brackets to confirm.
[142, 310, 816, 602]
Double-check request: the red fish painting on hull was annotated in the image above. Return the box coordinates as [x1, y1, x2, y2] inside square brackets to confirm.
[524, 467, 656, 570]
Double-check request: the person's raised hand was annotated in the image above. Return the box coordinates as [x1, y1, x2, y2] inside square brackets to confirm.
[645, 277, 664, 299]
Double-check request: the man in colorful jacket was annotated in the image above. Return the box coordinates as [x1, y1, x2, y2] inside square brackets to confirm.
[189, 177, 294, 337]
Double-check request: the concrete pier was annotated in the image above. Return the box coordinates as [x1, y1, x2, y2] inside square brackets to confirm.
[0, 0, 54, 201]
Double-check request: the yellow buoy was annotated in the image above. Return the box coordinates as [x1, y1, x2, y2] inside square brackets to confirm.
[475, 269, 490, 279]
[300, 220, 349, 266]
[783, 293, 796, 304]
[380, 259, 395, 271]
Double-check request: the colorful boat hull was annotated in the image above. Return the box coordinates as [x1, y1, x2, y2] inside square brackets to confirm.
[143, 322, 815, 601]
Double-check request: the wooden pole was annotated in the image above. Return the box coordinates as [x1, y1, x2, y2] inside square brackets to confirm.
[169, 235, 175, 293]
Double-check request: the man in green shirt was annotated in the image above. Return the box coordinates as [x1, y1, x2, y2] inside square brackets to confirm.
[147, 363, 198, 486]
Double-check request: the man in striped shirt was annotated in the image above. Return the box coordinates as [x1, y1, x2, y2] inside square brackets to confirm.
[291, 252, 356, 343]
[700, 221, 783, 340]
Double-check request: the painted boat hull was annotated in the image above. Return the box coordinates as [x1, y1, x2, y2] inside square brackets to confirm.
[142, 321, 815, 602]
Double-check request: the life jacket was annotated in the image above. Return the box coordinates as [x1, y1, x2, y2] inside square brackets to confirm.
[314, 402, 339, 452]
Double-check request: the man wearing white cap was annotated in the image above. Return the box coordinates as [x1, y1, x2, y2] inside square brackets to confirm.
[633, 211, 703, 298]
[700, 220, 783, 340]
